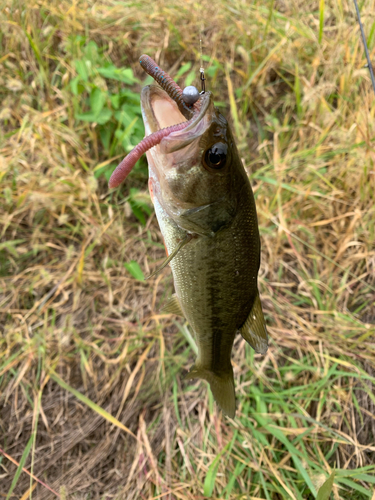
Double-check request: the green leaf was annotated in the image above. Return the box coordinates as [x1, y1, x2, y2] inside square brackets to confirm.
[84, 40, 99, 63]
[75, 108, 112, 124]
[98, 66, 139, 83]
[6, 435, 33, 500]
[93, 163, 116, 181]
[110, 93, 120, 109]
[114, 107, 142, 127]
[128, 188, 152, 225]
[119, 89, 141, 104]
[99, 126, 113, 151]
[115, 116, 139, 147]
[95, 108, 112, 125]
[75, 111, 97, 122]
[185, 69, 196, 87]
[317, 471, 335, 500]
[70, 76, 81, 95]
[124, 261, 145, 281]
[90, 87, 105, 116]
[129, 201, 146, 225]
[175, 61, 192, 80]
[75, 59, 89, 81]
[103, 164, 116, 182]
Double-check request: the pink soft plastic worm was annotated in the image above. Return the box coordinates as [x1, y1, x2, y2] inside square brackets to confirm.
[108, 121, 189, 188]
[139, 54, 194, 119]
[108, 54, 199, 188]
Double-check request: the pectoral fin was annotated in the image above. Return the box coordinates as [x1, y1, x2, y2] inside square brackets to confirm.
[185, 365, 236, 418]
[176, 198, 236, 237]
[146, 233, 192, 279]
[161, 294, 184, 317]
[240, 292, 268, 354]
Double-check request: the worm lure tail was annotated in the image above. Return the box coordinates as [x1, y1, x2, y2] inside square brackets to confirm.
[108, 55, 201, 188]
[139, 55, 195, 119]
[108, 122, 189, 188]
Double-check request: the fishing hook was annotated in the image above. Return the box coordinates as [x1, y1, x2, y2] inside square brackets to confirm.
[200, 68, 206, 94]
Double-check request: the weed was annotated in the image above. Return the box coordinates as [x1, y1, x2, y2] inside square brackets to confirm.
[0, 0, 375, 499]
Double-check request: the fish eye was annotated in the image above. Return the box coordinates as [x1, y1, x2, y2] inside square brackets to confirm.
[204, 143, 228, 170]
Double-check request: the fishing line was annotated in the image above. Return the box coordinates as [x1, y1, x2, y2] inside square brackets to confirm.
[353, 0, 375, 96]
[199, 23, 206, 93]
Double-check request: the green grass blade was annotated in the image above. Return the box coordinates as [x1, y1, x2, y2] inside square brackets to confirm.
[124, 260, 145, 281]
[6, 435, 33, 500]
[174, 321, 198, 354]
[203, 442, 230, 497]
[50, 371, 137, 440]
[319, 0, 325, 43]
[316, 471, 335, 500]
[255, 416, 317, 496]
[335, 477, 373, 496]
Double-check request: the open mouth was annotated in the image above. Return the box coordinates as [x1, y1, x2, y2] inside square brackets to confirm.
[142, 85, 212, 155]
[108, 55, 211, 188]
[141, 85, 188, 135]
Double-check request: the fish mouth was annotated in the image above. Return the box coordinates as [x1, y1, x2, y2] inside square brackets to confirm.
[108, 54, 214, 188]
[141, 85, 213, 153]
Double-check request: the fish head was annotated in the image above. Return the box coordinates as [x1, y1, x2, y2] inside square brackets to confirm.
[142, 85, 246, 237]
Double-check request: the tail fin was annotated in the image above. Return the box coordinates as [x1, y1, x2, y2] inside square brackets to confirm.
[185, 365, 236, 418]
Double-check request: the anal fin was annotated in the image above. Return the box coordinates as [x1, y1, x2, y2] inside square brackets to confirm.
[161, 294, 184, 317]
[240, 292, 268, 354]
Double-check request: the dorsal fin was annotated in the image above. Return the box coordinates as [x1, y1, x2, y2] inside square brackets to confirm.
[160, 294, 184, 317]
[240, 292, 268, 354]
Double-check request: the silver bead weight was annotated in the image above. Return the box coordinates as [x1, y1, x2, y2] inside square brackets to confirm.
[182, 86, 200, 105]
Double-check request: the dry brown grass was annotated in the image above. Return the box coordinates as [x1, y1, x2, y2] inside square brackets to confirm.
[1, 0, 375, 498]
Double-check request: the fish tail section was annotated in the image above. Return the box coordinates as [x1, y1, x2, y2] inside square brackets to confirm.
[185, 365, 236, 418]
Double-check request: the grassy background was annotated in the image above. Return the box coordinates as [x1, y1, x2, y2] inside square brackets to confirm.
[1, 0, 375, 498]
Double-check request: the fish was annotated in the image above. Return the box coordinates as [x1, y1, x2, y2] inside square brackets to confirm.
[109, 55, 268, 418]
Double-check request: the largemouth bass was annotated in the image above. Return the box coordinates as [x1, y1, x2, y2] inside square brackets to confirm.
[109, 55, 268, 418]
